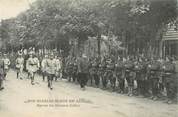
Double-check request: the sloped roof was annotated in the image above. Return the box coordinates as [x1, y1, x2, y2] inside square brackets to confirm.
[163, 25, 178, 41]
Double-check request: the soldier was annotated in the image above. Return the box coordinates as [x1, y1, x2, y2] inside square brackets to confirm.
[66, 57, 74, 82]
[148, 57, 160, 100]
[54, 55, 62, 81]
[15, 52, 24, 79]
[134, 57, 146, 96]
[162, 57, 177, 104]
[46, 53, 56, 90]
[98, 57, 106, 89]
[41, 54, 48, 81]
[124, 56, 135, 96]
[0, 54, 4, 90]
[26, 52, 40, 85]
[72, 57, 78, 82]
[104, 57, 116, 91]
[90, 58, 99, 88]
[3, 54, 10, 79]
[77, 54, 89, 90]
[115, 57, 125, 93]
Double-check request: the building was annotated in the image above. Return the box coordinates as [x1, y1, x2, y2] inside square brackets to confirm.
[162, 22, 178, 58]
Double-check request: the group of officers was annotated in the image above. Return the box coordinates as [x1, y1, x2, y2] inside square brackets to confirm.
[0, 51, 177, 104]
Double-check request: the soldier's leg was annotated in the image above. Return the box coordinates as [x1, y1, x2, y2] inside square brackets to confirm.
[119, 78, 125, 93]
[137, 80, 141, 95]
[166, 81, 176, 104]
[47, 74, 50, 88]
[50, 74, 54, 90]
[17, 69, 19, 79]
[152, 78, 159, 100]
[94, 74, 99, 87]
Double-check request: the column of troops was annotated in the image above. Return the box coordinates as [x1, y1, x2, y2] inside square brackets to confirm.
[65, 54, 178, 104]
[0, 51, 177, 104]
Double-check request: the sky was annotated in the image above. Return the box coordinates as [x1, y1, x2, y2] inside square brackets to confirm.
[0, 0, 36, 20]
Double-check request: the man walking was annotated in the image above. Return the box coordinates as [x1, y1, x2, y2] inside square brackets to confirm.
[15, 52, 24, 79]
[77, 54, 89, 90]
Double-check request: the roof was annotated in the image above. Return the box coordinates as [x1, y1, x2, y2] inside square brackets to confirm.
[162, 25, 178, 41]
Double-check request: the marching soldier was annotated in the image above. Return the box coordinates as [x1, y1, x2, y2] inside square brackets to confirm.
[26, 52, 40, 85]
[124, 56, 135, 96]
[162, 57, 177, 104]
[15, 52, 24, 79]
[148, 57, 160, 100]
[115, 57, 125, 93]
[46, 53, 56, 90]
[3, 54, 10, 79]
[41, 54, 48, 81]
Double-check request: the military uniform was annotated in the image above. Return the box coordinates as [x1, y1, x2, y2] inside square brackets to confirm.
[104, 59, 115, 90]
[162, 60, 176, 103]
[3, 57, 10, 78]
[0, 58, 4, 90]
[72, 61, 78, 82]
[124, 59, 135, 96]
[16, 56, 24, 79]
[98, 59, 106, 89]
[46, 56, 56, 90]
[134, 60, 146, 96]
[115, 60, 124, 93]
[77, 55, 89, 90]
[41, 56, 48, 81]
[26, 55, 40, 85]
[90, 59, 99, 87]
[148, 60, 160, 100]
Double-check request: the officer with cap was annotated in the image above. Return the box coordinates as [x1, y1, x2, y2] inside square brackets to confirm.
[26, 51, 40, 85]
[46, 53, 56, 90]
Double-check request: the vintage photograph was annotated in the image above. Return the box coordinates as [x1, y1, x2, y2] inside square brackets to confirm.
[0, 0, 178, 117]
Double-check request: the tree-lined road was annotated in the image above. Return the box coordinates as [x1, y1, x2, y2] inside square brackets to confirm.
[0, 70, 177, 117]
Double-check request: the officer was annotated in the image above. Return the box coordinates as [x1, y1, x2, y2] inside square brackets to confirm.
[3, 54, 10, 79]
[41, 54, 48, 81]
[46, 53, 56, 90]
[26, 51, 40, 85]
[77, 54, 89, 90]
[148, 57, 160, 101]
[15, 52, 24, 79]
[162, 57, 176, 104]
[124, 56, 135, 96]
[115, 56, 125, 93]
